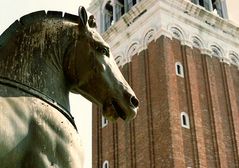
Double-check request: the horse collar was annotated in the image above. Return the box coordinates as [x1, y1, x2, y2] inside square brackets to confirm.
[0, 77, 78, 131]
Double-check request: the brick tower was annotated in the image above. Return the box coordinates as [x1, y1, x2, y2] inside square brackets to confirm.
[89, 0, 239, 167]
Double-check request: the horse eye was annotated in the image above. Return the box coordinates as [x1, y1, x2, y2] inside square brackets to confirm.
[96, 46, 109, 57]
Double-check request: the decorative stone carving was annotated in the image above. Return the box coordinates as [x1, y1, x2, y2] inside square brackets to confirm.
[99, 0, 239, 67]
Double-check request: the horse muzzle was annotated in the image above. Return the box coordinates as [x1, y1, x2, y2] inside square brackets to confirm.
[103, 93, 139, 122]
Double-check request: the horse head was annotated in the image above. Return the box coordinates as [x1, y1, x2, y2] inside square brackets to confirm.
[64, 7, 139, 122]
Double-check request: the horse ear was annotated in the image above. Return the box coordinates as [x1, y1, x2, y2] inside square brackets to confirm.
[78, 6, 88, 27]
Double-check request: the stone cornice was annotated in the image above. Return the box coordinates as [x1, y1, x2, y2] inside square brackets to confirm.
[99, 0, 239, 68]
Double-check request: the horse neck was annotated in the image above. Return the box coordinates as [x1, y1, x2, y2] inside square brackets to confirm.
[0, 19, 77, 111]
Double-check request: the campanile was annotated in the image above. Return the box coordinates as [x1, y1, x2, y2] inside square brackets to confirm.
[89, 0, 239, 167]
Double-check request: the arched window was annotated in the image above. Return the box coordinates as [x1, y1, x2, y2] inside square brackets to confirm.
[212, 0, 224, 17]
[115, 0, 125, 21]
[103, 160, 109, 168]
[175, 62, 184, 78]
[191, 0, 227, 18]
[104, 1, 113, 31]
[181, 112, 190, 129]
[103, 0, 141, 31]
[200, 0, 211, 10]
[102, 115, 108, 128]
[126, 0, 137, 12]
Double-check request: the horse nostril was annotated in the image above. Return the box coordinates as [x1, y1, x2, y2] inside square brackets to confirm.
[130, 96, 139, 108]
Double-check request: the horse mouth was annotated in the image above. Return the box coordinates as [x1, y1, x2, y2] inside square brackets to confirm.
[112, 100, 127, 120]
[103, 99, 136, 122]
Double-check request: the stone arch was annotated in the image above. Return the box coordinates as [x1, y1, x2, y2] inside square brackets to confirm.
[210, 44, 224, 58]
[168, 24, 186, 41]
[126, 41, 140, 59]
[114, 55, 123, 66]
[143, 28, 156, 47]
[191, 35, 204, 49]
[229, 51, 239, 66]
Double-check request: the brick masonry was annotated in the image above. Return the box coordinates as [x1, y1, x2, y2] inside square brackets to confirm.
[92, 36, 239, 168]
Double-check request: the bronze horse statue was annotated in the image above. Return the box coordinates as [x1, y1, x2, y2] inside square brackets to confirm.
[0, 7, 138, 168]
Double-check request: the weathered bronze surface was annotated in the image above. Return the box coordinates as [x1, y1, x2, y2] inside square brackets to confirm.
[0, 6, 138, 168]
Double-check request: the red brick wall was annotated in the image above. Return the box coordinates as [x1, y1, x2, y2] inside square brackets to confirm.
[186, 47, 215, 167]
[92, 36, 239, 168]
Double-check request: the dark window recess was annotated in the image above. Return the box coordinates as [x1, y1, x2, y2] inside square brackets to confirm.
[104, 1, 113, 31]
[182, 115, 187, 126]
[177, 64, 182, 75]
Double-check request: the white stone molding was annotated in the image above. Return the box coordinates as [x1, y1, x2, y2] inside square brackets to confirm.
[95, 0, 239, 67]
[191, 35, 204, 49]
[115, 55, 123, 66]
[155, 27, 172, 40]
[168, 25, 185, 41]
[126, 41, 140, 60]
[210, 43, 224, 58]
[143, 28, 157, 49]
[229, 51, 239, 67]
[201, 48, 213, 57]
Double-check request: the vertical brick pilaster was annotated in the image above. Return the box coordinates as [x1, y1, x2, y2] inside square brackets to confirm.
[164, 37, 185, 167]
[225, 66, 239, 166]
[221, 64, 239, 167]
[183, 46, 207, 168]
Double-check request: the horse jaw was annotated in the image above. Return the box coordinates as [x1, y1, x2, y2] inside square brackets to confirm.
[101, 73, 139, 122]
[103, 98, 138, 122]
[73, 85, 138, 122]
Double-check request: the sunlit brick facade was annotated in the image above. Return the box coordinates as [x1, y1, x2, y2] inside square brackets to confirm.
[89, 0, 239, 167]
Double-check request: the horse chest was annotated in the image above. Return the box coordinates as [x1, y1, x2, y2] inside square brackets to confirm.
[0, 96, 83, 168]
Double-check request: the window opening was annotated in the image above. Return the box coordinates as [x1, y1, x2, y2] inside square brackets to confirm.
[191, 0, 211, 10]
[191, 0, 226, 18]
[181, 112, 190, 129]
[199, 0, 204, 7]
[126, 0, 137, 12]
[103, 160, 109, 168]
[104, 1, 113, 31]
[175, 62, 184, 78]
[115, 0, 125, 21]
[182, 115, 187, 126]
[102, 115, 108, 128]
[212, 0, 223, 17]
[177, 65, 182, 74]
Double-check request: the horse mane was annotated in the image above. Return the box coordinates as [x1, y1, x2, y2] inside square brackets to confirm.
[0, 10, 79, 48]
[0, 9, 99, 129]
